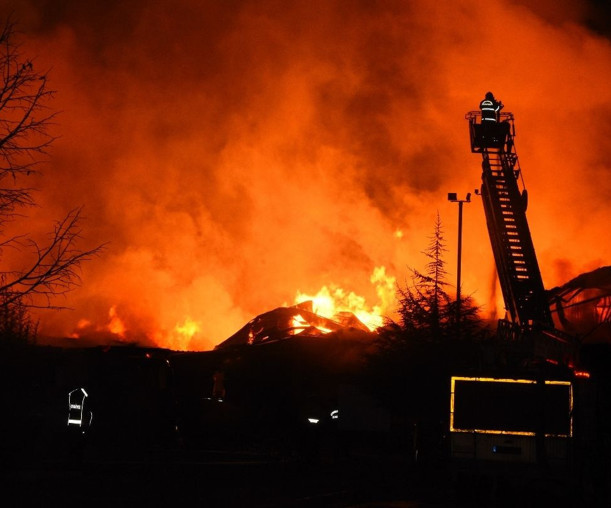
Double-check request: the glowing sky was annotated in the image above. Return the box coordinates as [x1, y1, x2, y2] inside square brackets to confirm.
[1, 0, 610, 349]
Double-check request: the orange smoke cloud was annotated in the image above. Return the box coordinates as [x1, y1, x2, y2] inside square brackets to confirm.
[1, 1, 610, 349]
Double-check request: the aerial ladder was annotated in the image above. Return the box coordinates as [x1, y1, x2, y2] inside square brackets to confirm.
[447, 111, 591, 487]
[466, 109, 579, 365]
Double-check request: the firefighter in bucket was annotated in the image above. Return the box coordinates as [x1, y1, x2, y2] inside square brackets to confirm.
[474, 91, 511, 150]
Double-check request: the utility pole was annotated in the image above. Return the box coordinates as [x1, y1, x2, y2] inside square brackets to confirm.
[447, 192, 471, 330]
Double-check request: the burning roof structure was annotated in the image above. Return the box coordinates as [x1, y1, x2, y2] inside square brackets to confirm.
[215, 300, 374, 349]
[549, 266, 611, 343]
[7, 1, 611, 352]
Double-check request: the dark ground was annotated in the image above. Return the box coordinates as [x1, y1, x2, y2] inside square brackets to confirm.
[2, 450, 430, 507]
[1, 442, 596, 507]
[1, 340, 610, 507]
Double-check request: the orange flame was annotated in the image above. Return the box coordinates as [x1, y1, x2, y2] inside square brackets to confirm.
[108, 305, 126, 337]
[22, 2, 611, 350]
[69, 318, 92, 339]
[293, 266, 395, 331]
[167, 317, 201, 351]
[289, 313, 334, 335]
[68, 305, 127, 341]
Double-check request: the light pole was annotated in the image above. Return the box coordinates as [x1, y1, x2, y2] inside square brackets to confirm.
[447, 192, 471, 329]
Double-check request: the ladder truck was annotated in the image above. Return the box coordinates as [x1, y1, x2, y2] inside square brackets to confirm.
[465, 109, 579, 365]
[447, 108, 591, 496]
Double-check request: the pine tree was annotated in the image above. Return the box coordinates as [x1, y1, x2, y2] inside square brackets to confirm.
[367, 215, 492, 423]
[375, 213, 490, 354]
[396, 213, 453, 342]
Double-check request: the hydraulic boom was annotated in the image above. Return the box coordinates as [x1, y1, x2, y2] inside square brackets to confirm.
[466, 110, 578, 363]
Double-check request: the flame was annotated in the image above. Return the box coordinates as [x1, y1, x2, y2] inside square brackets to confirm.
[17, 2, 611, 350]
[290, 313, 307, 333]
[167, 317, 201, 351]
[595, 296, 611, 323]
[68, 306, 127, 341]
[175, 318, 200, 338]
[108, 305, 126, 337]
[289, 313, 333, 335]
[69, 319, 92, 339]
[293, 266, 395, 331]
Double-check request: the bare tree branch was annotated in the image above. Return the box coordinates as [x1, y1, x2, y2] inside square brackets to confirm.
[0, 19, 104, 321]
[0, 208, 105, 310]
[0, 18, 56, 183]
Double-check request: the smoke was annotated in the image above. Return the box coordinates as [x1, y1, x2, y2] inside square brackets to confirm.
[0, 0, 610, 349]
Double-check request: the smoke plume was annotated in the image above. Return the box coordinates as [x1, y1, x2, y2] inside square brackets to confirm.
[1, 0, 610, 349]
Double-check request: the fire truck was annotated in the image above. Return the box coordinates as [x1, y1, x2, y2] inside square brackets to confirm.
[448, 107, 593, 498]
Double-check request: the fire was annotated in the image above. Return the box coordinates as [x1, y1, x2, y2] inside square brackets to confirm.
[167, 317, 202, 351]
[108, 305, 126, 337]
[289, 313, 334, 335]
[293, 266, 396, 331]
[68, 305, 127, 341]
[70, 319, 92, 339]
[175, 318, 200, 338]
[20, 2, 611, 350]
[595, 296, 611, 323]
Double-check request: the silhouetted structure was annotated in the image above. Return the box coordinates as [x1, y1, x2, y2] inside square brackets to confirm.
[466, 105, 579, 364]
[549, 266, 611, 343]
[450, 100, 601, 505]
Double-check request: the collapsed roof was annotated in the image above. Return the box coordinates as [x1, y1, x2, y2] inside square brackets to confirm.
[215, 300, 373, 349]
[548, 266, 611, 343]
[215, 265, 611, 350]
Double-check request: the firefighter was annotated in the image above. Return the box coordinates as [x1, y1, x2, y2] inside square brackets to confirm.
[67, 387, 92, 465]
[479, 91, 503, 123]
[67, 387, 92, 431]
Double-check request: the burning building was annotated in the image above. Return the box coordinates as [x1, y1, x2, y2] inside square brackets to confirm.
[549, 265, 611, 344]
[0, 1, 606, 350]
[216, 300, 374, 348]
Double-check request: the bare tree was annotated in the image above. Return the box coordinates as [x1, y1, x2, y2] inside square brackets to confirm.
[0, 19, 102, 319]
[1, 208, 101, 310]
[0, 19, 55, 175]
